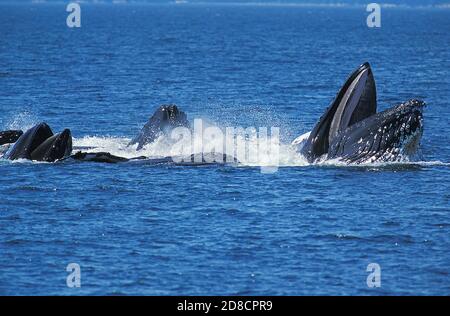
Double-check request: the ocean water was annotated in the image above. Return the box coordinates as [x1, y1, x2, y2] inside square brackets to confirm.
[0, 3, 449, 295]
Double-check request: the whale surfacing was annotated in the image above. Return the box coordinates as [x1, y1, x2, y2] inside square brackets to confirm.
[1, 63, 425, 166]
[128, 104, 190, 150]
[298, 62, 424, 164]
[3, 123, 72, 162]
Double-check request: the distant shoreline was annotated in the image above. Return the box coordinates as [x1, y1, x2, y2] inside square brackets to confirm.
[0, 1, 449, 11]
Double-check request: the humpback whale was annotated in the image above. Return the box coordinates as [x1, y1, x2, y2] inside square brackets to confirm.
[70, 104, 192, 163]
[128, 104, 190, 150]
[3, 123, 73, 162]
[297, 62, 424, 164]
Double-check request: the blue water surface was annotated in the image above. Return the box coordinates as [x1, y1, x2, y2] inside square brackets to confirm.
[0, 3, 449, 295]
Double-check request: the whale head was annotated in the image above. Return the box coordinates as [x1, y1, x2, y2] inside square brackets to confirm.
[30, 129, 73, 162]
[4, 122, 54, 160]
[129, 104, 190, 150]
[301, 62, 377, 162]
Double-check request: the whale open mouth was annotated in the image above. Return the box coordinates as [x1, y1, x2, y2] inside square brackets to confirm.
[301, 62, 377, 161]
[328, 62, 377, 142]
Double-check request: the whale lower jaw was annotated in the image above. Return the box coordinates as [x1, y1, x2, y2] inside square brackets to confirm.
[298, 128, 424, 165]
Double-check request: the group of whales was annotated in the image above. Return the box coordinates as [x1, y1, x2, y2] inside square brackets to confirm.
[0, 63, 425, 165]
[0, 104, 193, 164]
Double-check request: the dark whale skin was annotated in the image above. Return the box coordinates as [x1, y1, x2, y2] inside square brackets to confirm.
[129, 104, 190, 150]
[0, 130, 23, 146]
[4, 123, 53, 160]
[327, 99, 425, 164]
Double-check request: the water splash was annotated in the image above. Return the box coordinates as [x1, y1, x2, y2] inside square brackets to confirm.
[4, 112, 39, 132]
[2, 114, 449, 169]
[70, 133, 450, 169]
